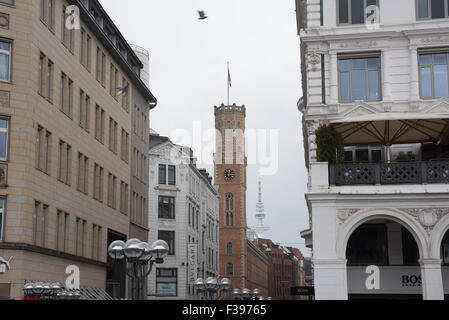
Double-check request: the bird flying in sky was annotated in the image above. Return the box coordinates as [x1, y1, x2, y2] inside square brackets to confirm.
[197, 10, 208, 20]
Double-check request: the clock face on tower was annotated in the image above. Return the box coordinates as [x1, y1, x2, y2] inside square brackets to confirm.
[224, 169, 236, 181]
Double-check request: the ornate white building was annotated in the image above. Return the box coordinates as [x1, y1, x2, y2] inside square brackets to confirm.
[147, 132, 220, 299]
[297, 0, 449, 300]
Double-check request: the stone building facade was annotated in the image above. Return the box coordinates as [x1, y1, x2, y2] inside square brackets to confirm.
[147, 133, 220, 299]
[0, 0, 156, 299]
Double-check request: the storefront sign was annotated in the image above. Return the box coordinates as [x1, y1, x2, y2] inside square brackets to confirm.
[188, 244, 198, 285]
[156, 283, 176, 296]
[291, 286, 315, 296]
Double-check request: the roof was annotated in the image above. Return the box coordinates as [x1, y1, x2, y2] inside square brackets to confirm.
[69, 0, 157, 104]
[149, 134, 170, 149]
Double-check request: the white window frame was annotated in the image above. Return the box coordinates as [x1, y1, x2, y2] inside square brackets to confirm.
[416, 0, 449, 20]
[337, 0, 379, 25]
[0, 118, 9, 162]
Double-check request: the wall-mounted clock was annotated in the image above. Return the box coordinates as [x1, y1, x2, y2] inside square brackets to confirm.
[224, 169, 235, 181]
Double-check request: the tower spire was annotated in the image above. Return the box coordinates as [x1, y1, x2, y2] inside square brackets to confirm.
[253, 175, 270, 237]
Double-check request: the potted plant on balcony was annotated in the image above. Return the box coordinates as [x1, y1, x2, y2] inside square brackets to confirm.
[396, 152, 416, 162]
[315, 124, 345, 164]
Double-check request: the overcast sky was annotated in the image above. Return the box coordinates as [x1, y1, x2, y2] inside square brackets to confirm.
[99, 0, 310, 256]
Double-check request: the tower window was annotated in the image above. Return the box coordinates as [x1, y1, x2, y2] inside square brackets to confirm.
[227, 242, 233, 254]
[225, 193, 234, 226]
[226, 263, 233, 276]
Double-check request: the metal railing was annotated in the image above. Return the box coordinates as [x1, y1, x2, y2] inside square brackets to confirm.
[329, 161, 449, 186]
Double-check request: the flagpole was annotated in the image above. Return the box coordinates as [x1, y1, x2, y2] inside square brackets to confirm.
[227, 61, 230, 106]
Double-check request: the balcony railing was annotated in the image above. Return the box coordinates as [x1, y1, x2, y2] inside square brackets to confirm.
[329, 161, 449, 186]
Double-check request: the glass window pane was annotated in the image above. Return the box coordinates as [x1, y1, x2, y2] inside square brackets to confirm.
[0, 131, 6, 159]
[352, 58, 366, 69]
[0, 41, 10, 51]
[351, 0, 365, 24]
[420, 67, 432, 97]
[338, 0, 349, 23]
[431, 0, 445, 18]
[434, 64, 449, 98]
[356, 149, 369, 162]
[352, 69, 367, 101]
[0, 119, 7, 129]
[338, 59, 351, 71]
[367, 57, 380, 68]
[419, 54, 432, 65]
[0, 53, 9, 81]
[371, 150, 382, 163]
[345, 151, 354, 163]
[340, 72, 351, 101]
[434, 53, 447, 64]
[418, 0, 429, 18]
[368, 70, 380, 100]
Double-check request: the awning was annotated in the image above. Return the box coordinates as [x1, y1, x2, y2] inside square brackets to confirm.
[331, 113, 449, 146]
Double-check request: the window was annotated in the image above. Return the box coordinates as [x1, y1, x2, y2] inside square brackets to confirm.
[337, 0, 379, 25]
[60, 72, 73, 118]
[0, 118, 8, 161]
[61, 5, 74, 51]
[79, 89, 90, 131]
[121, 78, 129, 111]
[344, 146, 383, 163]
[0, 198, 4, 241]
[158, 230, 175, 255]
[95, 105, 105, 143]
[107, 173, 117, 209]
[156, 269, 177, 297]
[158, 196, 175, 219]
[347, 224, 388, 265]
[39, 52, 53, 101]
[227, 242, 233, 254]
[41, 0, 55, 30]
[58, 140, 71, 185]
[419, 51, 449, 99]
[338, 54, 381, 102]
[0, 40, 11, 82]
[0, 0, 13, 5]
[225, 193, 234, 227]
[36, 126, 51, 174]
[159, 164, 167, 184]
[109, 118, 118, 153]
[226, 263, 233, 276]
[75, 217, 86, 257]
[56, 210, 69, 252]
[96, 47, 106, 85]
[402, 227, 420, 265]
[120, 181, 129, 214]
[110, 64, 119, 99]
[33, 201, 48, 247]
[417, 0, 449, 19]
[80, 28, 91, 70]
[168, 165, 176, 185]
[121, 129, 129, 162]
[77, 153, 89, 194]
[93, 163, 104, 202]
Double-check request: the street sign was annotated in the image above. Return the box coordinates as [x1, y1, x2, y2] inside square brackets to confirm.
[291, 286, 315, 296]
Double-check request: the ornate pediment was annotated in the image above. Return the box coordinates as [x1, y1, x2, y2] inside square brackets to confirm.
[341, 102, 382, 118]
[422, 99, 449, 115]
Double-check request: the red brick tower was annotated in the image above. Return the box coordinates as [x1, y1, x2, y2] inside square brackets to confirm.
[214, 104, 247, 291]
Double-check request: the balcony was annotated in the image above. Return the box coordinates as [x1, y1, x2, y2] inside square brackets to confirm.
[329, 161, 449, 186]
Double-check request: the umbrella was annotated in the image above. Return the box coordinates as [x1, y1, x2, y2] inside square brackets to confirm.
[331, 113, 449, 161]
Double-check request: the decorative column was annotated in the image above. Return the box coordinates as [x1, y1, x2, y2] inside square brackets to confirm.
[313, 259, 348, 300]
[420, 258, 444, 300]
[329, 52, 339, 104]
[409, 47, 420, 102]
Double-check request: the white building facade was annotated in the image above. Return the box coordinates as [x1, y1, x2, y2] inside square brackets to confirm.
[297, 0, 449, 300]
[147, 134, 220, 299]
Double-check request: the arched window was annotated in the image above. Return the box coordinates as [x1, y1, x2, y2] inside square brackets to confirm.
[226, 263, 233, 276]
[227, 242, 233, 254]
[225, 193, 234, 226]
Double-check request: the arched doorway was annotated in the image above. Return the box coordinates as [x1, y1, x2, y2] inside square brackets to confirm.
[441, 229, 449, 300]
[345, 218, 423, 300]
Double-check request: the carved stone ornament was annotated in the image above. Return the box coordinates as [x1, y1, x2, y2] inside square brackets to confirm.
[0, 13, 9, 29]
[399, 208, 449, 234]
[306, 120, 321, 136]
[337, 209, 361, 223]
[420, 36, 449, 44]
[306, 52, 321, 72]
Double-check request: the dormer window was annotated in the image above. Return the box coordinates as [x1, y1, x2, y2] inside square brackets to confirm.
[337, 0, 379, 25]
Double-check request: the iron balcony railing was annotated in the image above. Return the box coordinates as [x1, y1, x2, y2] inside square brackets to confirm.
[329, 161, 449, 186]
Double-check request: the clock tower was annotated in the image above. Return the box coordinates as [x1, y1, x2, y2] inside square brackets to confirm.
[214, 104, 247, 291]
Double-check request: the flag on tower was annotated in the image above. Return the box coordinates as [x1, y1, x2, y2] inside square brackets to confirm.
[228, 65, 232, 87]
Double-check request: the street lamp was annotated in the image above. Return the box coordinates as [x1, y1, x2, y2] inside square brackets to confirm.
[108, 238, 169, 300]
[194, 277, 232, 300]
[233, 288, 263, 300]
[23, 281, 77, 300]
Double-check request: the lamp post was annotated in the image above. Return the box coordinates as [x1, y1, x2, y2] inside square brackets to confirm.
[233, 288, 263, 300]
[108, 238, 169, 300]
[194, 277, 232, 300]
